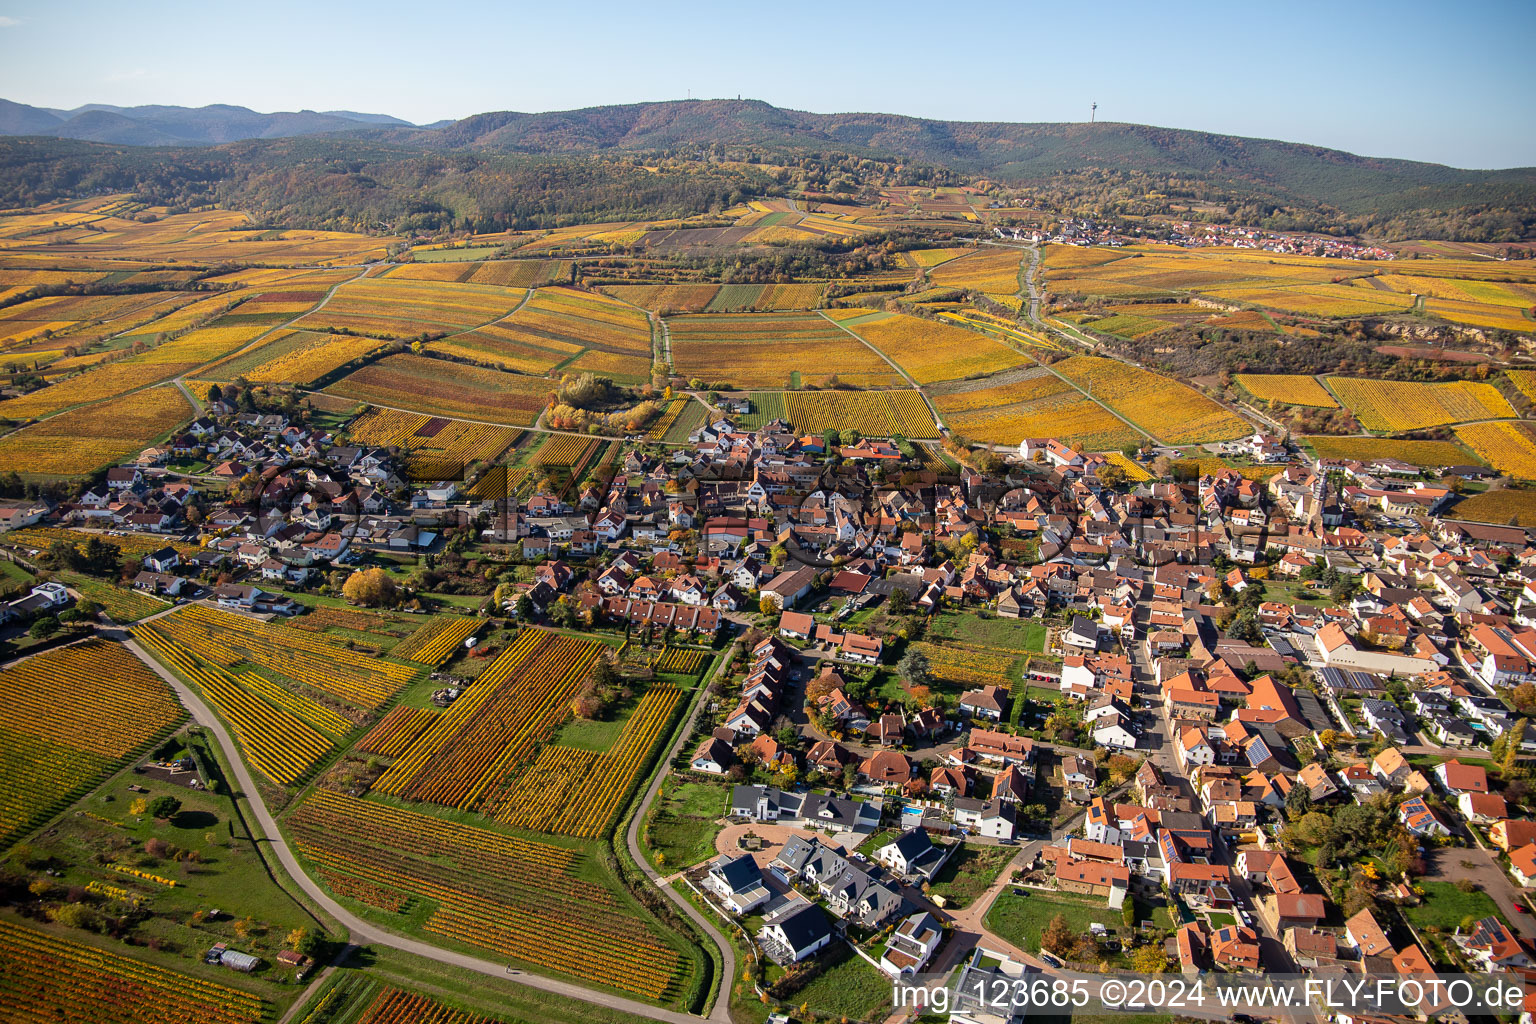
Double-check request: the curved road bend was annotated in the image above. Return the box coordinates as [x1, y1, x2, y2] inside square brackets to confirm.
[115, 634, 713, 1024]
[626, 643, 742, 1024]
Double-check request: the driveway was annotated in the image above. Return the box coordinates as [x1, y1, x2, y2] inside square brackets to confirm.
[714, 822, 855, 872]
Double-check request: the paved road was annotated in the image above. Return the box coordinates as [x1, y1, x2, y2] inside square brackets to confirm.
[115, 632, 713, 1024]
[625, 642, 742, 1024]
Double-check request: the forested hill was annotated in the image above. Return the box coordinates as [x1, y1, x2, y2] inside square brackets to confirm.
[398, 100, 1535, 221]
[0, 97, 1532, 240]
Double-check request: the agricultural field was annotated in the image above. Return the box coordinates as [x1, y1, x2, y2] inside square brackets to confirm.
[654, 646, 710, 675]
[835, 310, 1020, 383]
[1303, 436, 1476, 468]
[290, 605, 416, 641]
[601, 280, 831, 313]
[928, 248, 1022, 292]
[1234, 373, 1340, 407]
[1071, 311, 1172, 339]
[296, 277, 524, 338]
[1507, 369, 1536, 403]
[0, 384, 191, 477]
[909, 640, 1018, 690]
[55, 571, 168, 622]
[434, 287, 651, 381]
[373, 628, 602, 810]
[938, 309, 1070, 353]
[345, 407, 433, 447]
[285, 788, 691, 1001]
[1449, 488, 1536, 526]
[1102, 451, 1153, 481]
[356, 706, 440, 758]
[1454, 422, 1536, 479]
[133, 606, 419, 785]
[602, 283, 721, 313]
[390, 258, 573, 289]
[391, 616, 480, 665]
[667, 312, 901, 388]
[327, 353, 555, 425]
[1042, 244, 1535, 333]
[488, 684, 682, 837]
[0, 639, 185, 848]
[933, 370, 1140, 450]
[0, 919, 268, 1024]
[1055, 356, 1250, 444]
[783, 389, 938, 438]
[645, 398, 689, 439]
[662, 396, 708, 441]
[0, 290, 201, 355]
[350, 987, 512, 1024]
[0, 203, 392, 265]
[530, 433, 599, 471]
[134, 626, 352, 786]
[398, 419, 521, 480]
[138, 604, 415, 711]
[1325, 377, 1516, 432]
[194, 328, 384, 385]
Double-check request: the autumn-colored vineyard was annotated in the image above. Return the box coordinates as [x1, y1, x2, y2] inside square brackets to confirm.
[838, 310, 1019, 384]
[0, 640, 185, 847]
[668, 312, 902, 388]
[487, 685, 682, 837]
[654, 646, 709, 674]
[783, 389, 938, 438]
[1327, 376, 1516, 432]
[286, 790, 684, 999]
[390, 616, 478, 665]
[1233, 373, 1340, 408]
[133, 627, 337, 785]
[139, 604, 414, 710]
[327, 353, 553, 426]
[355, 707, 438, 758]
[1455, 421, 1536, 479]
[1056, 355, 1250, 444]
[0, 919, 267, 1024]
[353, 987, 504, 1024]
[372, 629, 602, 809]
[910, 641, 1016, 689]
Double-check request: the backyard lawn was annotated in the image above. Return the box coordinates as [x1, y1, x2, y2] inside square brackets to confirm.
[1404, 881, 1504, 931]
[791, 944, 892, 1020]
[928, 611, 1047, 653]
[985, 888, 1116, 952]
[929, 844, 1018, 909]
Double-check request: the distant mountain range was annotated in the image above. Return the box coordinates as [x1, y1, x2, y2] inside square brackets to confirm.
[0, 99, 415, 146]
[0, 98, 1531, 238]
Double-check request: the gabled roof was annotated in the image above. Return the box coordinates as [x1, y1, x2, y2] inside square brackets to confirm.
[1436, 758, 1488, 793]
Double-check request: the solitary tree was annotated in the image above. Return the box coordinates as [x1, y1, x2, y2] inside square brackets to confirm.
[147, 795, 181, 821]
[342, 567, 398, 608]
[1041, 913, 1082, 959]
[897, 648, 933, 691]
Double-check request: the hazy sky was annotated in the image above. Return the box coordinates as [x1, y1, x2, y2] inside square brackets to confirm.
[1, 0, 1532, 168]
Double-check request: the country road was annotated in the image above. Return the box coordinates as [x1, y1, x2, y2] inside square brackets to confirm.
[114, 631, 717, 1024]
[625, 641, 742, 1024]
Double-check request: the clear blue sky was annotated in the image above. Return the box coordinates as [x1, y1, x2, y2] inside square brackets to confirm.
[1, 0, 1532, 168]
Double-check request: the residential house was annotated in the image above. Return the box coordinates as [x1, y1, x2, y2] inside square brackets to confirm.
[703, 854, 771, 914]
